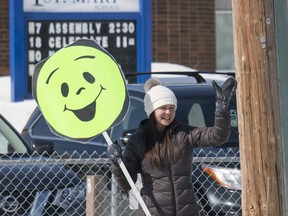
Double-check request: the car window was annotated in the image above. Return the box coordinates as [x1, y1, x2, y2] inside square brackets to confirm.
[176, 96, 238, 147]
[176, 97, 215, 127]
[0, 118, 27, 154]
[188, 103, 206, 127]
[0, 133, 10, 154]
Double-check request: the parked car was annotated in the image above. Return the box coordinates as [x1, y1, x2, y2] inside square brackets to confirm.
[21, 71, 241, 215]
[0, 113, 86, 215]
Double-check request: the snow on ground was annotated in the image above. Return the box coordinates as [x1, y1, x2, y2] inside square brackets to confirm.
[0, 76, 37, 132]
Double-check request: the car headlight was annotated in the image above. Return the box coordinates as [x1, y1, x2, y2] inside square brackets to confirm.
[201, 163, 241, 190]
[52, 181, 86, 208]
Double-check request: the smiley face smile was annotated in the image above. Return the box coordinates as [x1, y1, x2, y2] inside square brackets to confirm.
[64, 85, 105, 122]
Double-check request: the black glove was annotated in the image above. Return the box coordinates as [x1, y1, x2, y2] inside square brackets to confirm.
[107, 140, 122, 166]
[212, 77, 237, 113]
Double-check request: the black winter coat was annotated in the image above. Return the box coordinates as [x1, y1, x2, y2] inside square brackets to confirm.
[112, 111, 231, 216]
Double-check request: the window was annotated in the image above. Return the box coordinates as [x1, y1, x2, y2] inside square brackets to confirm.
[177, 97, 215, 127]
[0, 118, 27, 154]
[0, 134, 9, 154]
[215, 0, 234, 71]
[188, 103, 206, 127]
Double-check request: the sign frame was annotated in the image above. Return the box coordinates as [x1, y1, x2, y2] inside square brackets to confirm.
[9, 0, 151, 101]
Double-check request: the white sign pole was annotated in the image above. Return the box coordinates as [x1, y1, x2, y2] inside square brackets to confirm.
[102, 131, 151, 216]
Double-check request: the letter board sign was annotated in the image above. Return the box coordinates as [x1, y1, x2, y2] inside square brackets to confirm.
[9, 0, 151, 101]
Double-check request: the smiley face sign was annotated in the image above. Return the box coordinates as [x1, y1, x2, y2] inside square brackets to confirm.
[32, 39, 129, 142]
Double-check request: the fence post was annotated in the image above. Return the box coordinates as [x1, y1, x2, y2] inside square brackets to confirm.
[86, 175, 106, 216]
[111, 174, 118, 216]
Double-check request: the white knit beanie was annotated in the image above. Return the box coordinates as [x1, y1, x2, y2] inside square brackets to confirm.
[144, 78, 177, 117]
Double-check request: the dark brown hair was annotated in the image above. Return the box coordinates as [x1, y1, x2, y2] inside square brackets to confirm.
[144, 113, 175, 169]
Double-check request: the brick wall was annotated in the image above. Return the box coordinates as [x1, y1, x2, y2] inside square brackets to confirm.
[0, 0, 215, 76]
[0, 0, 9, 76]
[152, 0, 215, 70]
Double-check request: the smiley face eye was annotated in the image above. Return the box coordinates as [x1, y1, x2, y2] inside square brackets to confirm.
[83, 72, 95, 84]
[61, 82, 69, 97]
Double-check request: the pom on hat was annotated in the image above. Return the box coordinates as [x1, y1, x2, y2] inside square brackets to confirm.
[144, 78, 177, 117]
[144, 78, 161, 92]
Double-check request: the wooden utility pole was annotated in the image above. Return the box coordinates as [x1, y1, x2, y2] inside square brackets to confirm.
[232, 0, 285, 215]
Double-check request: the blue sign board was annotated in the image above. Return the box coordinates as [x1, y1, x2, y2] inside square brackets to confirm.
[9, 0, 151, 101]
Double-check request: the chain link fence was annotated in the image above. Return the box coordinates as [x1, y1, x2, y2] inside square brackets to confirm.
[0, 149, 241, 216]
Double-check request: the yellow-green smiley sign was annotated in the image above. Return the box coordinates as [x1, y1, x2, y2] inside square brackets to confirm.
[32, 39, 129, 141]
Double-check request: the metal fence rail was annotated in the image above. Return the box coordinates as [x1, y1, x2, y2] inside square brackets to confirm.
[0, 149, 241, 216]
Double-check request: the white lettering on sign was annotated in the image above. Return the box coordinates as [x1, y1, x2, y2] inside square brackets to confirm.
[28, 22, 42, 34]
[24, 0, 140, 13]
[28, 22, 35, 34]
[29, 36, 42, 48]
[28, 64, 35, 76]
[27, 20, 137, 74]
[109, 22, 135, 34]
[48, 36, 109, 48]
[48, 22, 102, 34]
[128, 38, 135, 46]
[28, 50, 42, 62]
[95, 23, 101, 34]
[28, 50, 35, 62]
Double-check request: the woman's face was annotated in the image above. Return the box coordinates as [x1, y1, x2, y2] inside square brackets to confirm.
[154, 104, 176, 131]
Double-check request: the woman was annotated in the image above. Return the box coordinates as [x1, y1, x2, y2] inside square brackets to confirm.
[107, 77, 236, 216]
